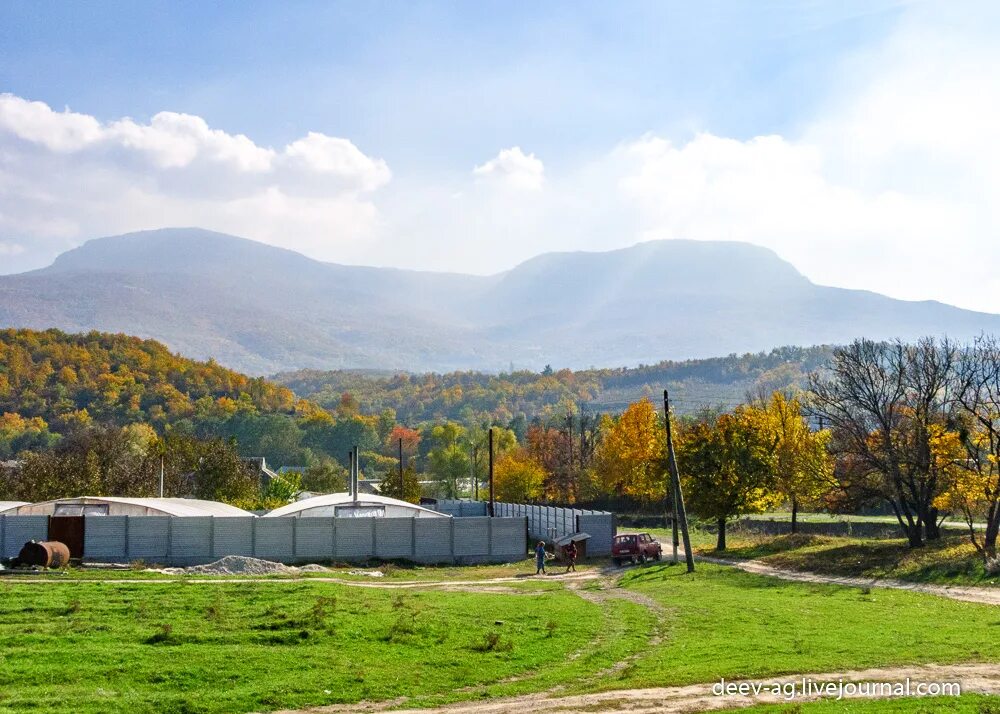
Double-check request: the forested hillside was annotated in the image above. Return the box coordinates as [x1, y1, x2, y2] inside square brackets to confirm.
[0, 328, 296, 442]
[275, 345, 835, 424]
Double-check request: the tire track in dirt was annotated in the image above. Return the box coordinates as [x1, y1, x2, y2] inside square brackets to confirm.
[276, 662, 1000, 714]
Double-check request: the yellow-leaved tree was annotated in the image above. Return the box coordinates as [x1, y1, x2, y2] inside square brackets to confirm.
[676, 407, 782, 550]
[493, 448, 546, 503]
[593, 399, 666, 504]
[757, 392, 833, 533]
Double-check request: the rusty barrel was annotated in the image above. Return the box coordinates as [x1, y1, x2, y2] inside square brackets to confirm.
[17, 540, 71, 568]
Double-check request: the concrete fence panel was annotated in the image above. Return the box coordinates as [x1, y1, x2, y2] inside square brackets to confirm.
[213, 518, 253, 558]
[128, 516, 170, 561]
[171, 517, 213, 562]
[1, 516, 48, 558]
[84, 516, 128, 561]
[578, 514, 615, 555]
[294, 518, 334, 560]
[490, 518, 526, 557]
[335, 518, 375, 560]
[375, 518, 413, 559]
[414, 518, 452, 562]
[453, 517, 490, 557]
[254, 518, 294, 561]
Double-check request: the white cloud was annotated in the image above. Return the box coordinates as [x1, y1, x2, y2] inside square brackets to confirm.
[0, 94, 390, 268]
[284, 132, 391, 190]
[473, 146, 544, 191]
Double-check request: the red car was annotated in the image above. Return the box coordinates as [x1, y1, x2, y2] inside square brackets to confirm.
[612, 533, 662, 566]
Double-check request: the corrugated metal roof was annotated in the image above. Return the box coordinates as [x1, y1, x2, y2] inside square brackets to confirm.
[0, 501, 28, 514]
[23, 497, 254, 517]
[263, 492, 446, 518]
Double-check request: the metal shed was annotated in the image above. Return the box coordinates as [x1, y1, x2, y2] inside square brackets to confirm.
[264, 493, 447, 519]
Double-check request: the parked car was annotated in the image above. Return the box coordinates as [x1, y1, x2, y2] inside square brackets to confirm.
[612, 533, 662, 566]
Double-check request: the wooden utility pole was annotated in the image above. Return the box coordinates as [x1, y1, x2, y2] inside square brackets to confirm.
[488, 427, 495, 517]
[663, 390, 695, 572]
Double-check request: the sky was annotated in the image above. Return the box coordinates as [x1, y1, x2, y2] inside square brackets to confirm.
[1, 1, 999, 312]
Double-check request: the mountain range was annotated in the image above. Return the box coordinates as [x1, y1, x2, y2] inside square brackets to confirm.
[1, 227, 998, 375]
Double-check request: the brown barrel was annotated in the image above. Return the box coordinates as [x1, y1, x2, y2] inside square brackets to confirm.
[17, 540, 71, 568]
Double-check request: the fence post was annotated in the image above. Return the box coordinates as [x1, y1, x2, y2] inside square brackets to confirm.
[488, 517, 493, 557]
[411, 517, 417, 558]
[251, 517, 257, 558]
[166, 516, 173, 562]
[449, 517, 456, 564]
[124, 516, 130, 562]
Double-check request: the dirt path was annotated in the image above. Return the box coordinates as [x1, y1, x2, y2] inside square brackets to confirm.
[690, 552, 1000, 606]
[1, 570, 602, 588]
[275, 663, 1000, 714]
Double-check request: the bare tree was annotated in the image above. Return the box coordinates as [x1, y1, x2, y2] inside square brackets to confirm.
[953, 335, 1000, 559]
[808, 338, 956, 547]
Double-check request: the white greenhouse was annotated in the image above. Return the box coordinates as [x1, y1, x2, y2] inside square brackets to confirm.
[264, 493, 447, 519]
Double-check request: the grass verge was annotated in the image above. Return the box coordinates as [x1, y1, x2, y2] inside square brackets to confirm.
[697, 533, 998, 587]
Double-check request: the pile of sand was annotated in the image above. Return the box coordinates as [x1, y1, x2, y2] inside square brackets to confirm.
[154, 555, 330, 576]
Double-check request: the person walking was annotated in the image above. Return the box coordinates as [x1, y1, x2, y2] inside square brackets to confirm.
[564, 541, 577, 573]
[535, 540, 547, 575]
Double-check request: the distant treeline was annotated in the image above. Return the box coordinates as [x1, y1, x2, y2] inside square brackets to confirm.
[274, 345, 834, 424]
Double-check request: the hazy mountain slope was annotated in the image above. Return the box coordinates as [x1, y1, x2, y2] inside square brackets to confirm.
[1, 227, 999, 374]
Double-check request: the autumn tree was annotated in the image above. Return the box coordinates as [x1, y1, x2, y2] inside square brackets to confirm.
[592, 399, 666, 504]
[526, 424, 572, 501]
[300, 460, 348, 494]
[378, 465, 422, 504]
[426, 421, 470, 497]
[493, 448, 546, 502]
[809, 338, 957, 547]
[755, 392, 833, 532]
[676, 409, 781, 550]
[950, 336, 1000, 561]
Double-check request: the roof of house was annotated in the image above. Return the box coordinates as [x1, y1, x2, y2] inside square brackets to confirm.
[0, 501, 28, 514]
[263, 492, 446, 518]
[23, 497, 254, 518]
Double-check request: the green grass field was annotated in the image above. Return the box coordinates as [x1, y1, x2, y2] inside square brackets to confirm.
[0, 578, 650, 713]
[2, 557, 1000, 713]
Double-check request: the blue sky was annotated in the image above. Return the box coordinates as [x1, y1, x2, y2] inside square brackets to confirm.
[1, 2, 903, 168]
[2, 1, 1000, 313]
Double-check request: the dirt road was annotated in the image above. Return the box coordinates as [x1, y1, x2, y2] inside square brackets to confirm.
[275, 662, 1000, 713]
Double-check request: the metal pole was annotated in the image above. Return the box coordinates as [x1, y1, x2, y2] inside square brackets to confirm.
[159, 455, 165, 498]
[488, 427, 495, 517]
[664, 390, 695, 572]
